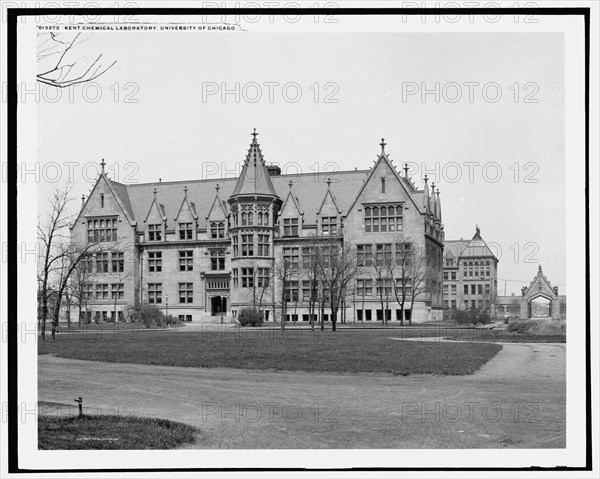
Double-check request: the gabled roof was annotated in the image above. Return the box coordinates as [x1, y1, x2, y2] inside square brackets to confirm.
[143, 190, 167, 223]
[345, 140, 425, 216]
[446, 227, 497, 260]
[175, 187, 198, 221]
[280, 183, 303, 217]
[230, 130, 279, 198]
[70, 166, 136, 229]
[317, 183, 342, 216]
[206, 186, 228, 220]
[525, 265, 558, 297]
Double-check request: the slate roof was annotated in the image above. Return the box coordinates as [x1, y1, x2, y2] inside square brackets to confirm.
[445, 230, 497, 260]
[106, 134, 437, 229]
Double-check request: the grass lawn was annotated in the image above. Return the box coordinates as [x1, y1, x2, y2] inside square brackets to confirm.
[38, 415, 198, 449]
[52, 322, 185, 331]
[38, 329, 502, 375]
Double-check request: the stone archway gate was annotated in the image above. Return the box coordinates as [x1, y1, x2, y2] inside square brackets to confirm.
[519, 265, 561, 320]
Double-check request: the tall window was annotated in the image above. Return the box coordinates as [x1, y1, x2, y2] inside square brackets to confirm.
[148, 283, 162, 304]
[375, 244, 392, 266]
[241, 234, 254, 256]
[464, 285, 469, 295]
[257, 268, 270, 287]
[321, 217, 337, 235]
[283, 218, 299, 236]
[87, 218, 118, 242]
[302, 247, 316, 268]
[241, 268, 254, 287]
[257, 234, 270, 256]
[111, 283, 124, 299]
[210, 221, 225, 239]
[95, 284, 108, 299]
[232, 268, 239, 288]
[364, 205, 403, 233]
[210, 250, 225, 270]
[179, 222, 193, 240]
[283, 247, 299, 270]
[111, 252, 124, 273]
[248, 212, 254, 226]
[179, 283, 193, 303]
[148, 224, 162, 241]
[96, 253, 109, 273]
[357, 278, 373, 296]
[232, 234, 239, 256]
[285, 280, 299, 302]
[179, 250, 193, 271]
[148, 251, 162, 272]
[357, 244, 373, 267]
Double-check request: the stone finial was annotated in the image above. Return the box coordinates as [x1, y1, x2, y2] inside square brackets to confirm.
[153, 188, 157, 196]
[326, 177, 332, 188]
[215, 184, 220, 193]
[288, 179, 293, 189]
[403, 163, 409, 177]
[379, 138, 387, 153]
[252, 128, 258, 140]
[184, 185, 188, 195]
[100, 158, 106, 172]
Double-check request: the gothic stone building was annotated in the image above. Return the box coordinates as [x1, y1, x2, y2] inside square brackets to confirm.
[70, 132, 444, 324]
[443, 227, 499, 315]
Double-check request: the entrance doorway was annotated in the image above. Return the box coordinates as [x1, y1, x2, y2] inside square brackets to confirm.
[529, 296, 551, 318]
[211, 296, 227, 316]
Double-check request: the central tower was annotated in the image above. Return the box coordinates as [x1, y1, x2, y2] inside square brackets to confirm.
[227, 129, 282, 319]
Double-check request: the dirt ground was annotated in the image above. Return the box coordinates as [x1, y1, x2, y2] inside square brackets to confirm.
[38, 341, 565, 449]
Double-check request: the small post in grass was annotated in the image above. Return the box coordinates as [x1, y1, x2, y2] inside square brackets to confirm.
[74, 397, 83, 418]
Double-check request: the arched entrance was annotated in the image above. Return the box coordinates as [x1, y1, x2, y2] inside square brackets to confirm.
[528, 294, 552, 319]
[519, 266, 561, 320]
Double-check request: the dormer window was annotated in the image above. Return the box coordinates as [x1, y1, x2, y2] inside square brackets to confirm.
[179, 222, 193, 240]
[321, 216, 337, 236]
[210, 221, 225, 239]
[147, 224, 162, 241]
[283, 218, 299, 237]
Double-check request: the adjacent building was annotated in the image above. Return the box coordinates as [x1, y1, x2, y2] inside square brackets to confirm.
[443, 227, 499, 315]
[69, 132, 445, 324]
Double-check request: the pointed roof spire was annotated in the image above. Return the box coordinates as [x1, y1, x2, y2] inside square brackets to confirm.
[436, 188, 442, 222]
[230, 129, 279, 198]
[423, 175, 430, 214]
[476, 224, 481, 236]
[379, 137, 387, 154]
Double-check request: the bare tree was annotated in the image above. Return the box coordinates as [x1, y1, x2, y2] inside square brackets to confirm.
[68, 255, 96, 327]
[405, 242, 433, 325]
[38, 186, 74, 340]
[37, 32, 117, 88]
[391, 236, 417, 326]
[371, 244, 393, 327]
[315, 238, 358, 332]
[274, 251, 294, 331]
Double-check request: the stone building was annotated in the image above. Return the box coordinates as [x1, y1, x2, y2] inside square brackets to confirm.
[443, 227, 499, 315]
[69, 131, 444, 324]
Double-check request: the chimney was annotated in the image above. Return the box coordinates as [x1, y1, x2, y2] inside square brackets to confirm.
[266, 165, 281, 177]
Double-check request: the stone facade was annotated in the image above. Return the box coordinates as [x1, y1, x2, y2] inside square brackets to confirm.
[69, 133, 445, 324]
[442, 227, 499, 316]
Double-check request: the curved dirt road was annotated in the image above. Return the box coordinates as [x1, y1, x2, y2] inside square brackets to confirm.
[38, 341, 565, 449]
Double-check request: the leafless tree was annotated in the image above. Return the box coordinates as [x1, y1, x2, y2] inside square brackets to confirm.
[315, 238, 358, 332]
[274, 251, 294, 331]
[405, 242, 433, 325]
[37, 32, 116, 88]
[390, 235, 417, 326]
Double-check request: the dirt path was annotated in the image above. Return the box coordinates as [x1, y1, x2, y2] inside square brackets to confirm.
[38, 342, 565, 449]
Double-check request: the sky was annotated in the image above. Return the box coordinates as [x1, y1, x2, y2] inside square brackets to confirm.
[35, 27, 566, 295]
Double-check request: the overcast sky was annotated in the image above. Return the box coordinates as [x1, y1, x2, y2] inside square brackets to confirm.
[36, 29, 565, 295]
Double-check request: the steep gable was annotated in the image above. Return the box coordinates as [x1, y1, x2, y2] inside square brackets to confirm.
[71, 161, 136, 230]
